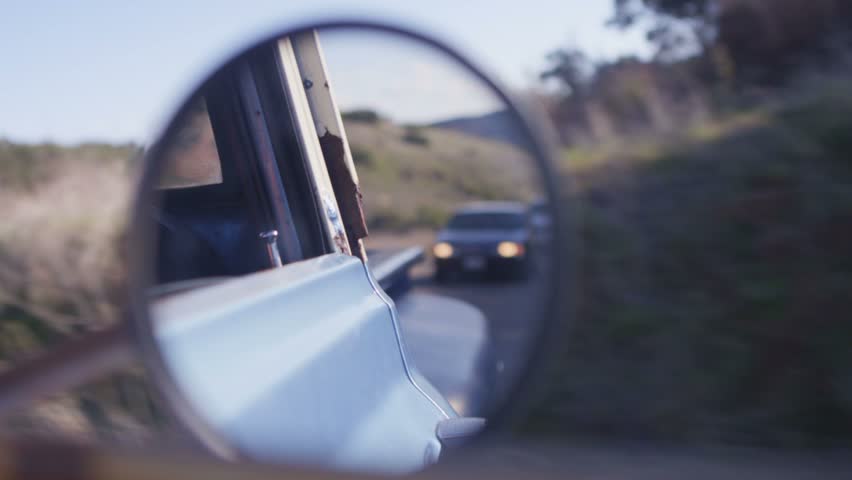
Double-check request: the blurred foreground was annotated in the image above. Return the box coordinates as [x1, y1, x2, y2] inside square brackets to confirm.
[2, 0, 852, 464]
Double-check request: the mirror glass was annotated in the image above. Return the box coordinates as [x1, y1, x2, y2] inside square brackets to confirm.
[136, 25, 556, 474]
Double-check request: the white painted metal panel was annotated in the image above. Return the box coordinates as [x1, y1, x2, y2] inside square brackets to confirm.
[275, 38, 351, 254]
[291, 30, 360, 185]
[152, 254, 446, 473]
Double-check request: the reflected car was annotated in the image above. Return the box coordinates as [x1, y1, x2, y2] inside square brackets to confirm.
[432, 202, 532, 282]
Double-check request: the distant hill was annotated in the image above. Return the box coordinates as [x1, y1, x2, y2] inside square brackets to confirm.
[429, 110, 528, 149]
[344, 119, 538, 231]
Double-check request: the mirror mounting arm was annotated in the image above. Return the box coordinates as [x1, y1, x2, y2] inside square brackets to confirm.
[0, 323, 135, 418]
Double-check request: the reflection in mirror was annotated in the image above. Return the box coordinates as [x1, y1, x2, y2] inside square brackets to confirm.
[138, 26, 554, 474]
[322, 29, 548, 417]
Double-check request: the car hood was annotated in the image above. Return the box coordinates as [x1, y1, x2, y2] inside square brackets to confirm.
[437, 228, 528, 244]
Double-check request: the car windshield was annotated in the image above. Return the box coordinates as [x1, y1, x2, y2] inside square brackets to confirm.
[447, 212, 525, 230]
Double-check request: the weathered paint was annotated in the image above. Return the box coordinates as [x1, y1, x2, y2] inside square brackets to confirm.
[275, 38, 351, 256]
[318, 131, 369, 255]
[291, 31, 369, 257]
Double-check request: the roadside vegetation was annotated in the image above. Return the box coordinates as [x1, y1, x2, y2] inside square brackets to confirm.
[523, 0, 852, 448]
[526, 93, 852, 447]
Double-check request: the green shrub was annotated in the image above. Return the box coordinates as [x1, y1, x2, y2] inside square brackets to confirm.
[401, 126, 429, 147]
[367, 207, 410, 232]
[342, 109, 381, 124]
[350, 146, 373, 166]
[414, 205, 449, 229]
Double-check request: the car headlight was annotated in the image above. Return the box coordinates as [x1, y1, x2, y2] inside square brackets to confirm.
[497, 241, 524, 258]
[433, 242, 453, 259]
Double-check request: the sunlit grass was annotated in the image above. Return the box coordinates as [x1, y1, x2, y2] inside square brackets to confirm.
[346, 120, 540, 231]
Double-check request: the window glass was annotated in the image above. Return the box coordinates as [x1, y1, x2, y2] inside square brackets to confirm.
[157, 98, 223, 189]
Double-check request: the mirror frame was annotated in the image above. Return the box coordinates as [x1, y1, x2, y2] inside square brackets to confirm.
[127, 18, 573, 464]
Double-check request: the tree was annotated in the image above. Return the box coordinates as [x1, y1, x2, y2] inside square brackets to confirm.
[539, 48, 594, 97]
[612, 0, 852, 82]
[539, 48, 598, 142]
[610, 0, 717, 60]
[341, 109, 381, 124]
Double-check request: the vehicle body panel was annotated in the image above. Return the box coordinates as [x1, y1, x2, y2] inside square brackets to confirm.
[152, 254, 446, 473]
[366, 247, 494, 416]
[394, 292, 495, 416]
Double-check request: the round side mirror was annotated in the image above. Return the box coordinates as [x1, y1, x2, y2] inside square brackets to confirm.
[13, 20, 569, 476]
[128, 22, 569, 473]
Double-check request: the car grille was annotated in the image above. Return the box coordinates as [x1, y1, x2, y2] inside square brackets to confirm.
[454, 243, 493, 255]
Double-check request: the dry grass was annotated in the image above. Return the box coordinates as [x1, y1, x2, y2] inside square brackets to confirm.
[0, 143, 176, 444]
[346, 120, 542, 231]
[0, 161, 130, 344]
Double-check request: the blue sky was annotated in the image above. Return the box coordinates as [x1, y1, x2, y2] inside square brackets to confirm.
[0, 1, 651, 144]
[321, 29, 505, 124]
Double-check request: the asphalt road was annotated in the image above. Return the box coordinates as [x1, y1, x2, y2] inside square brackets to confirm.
[368, 242, 551, 404]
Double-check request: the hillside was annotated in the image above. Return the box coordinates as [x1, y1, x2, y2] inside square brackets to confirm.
[428, 109, 528, 149]
[344, 119, 540, 231]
